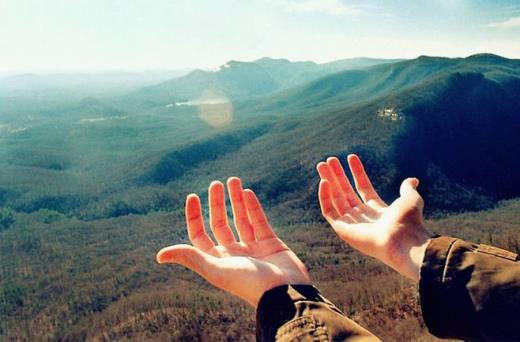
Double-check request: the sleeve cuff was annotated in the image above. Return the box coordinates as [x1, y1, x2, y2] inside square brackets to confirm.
[419, 236, 479, 339]
[255, 284, 329, 341]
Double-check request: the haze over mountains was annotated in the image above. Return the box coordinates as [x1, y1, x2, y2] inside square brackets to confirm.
[1, 54, 520, 339]
[0, 70, 191, 98]
[129, 57, 404, 105]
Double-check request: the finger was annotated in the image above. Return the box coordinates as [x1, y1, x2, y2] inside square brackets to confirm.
[340, 214, 356, 224]
[318, 180, 340, 223]
[186, 194, 215, 251]
[399, 177, 424, 212]
[346, 206, 368, 223]
[333, 223, 374, 249]
[209, 181, 237, 245]
[347, 154, 386, 207]
[156, 244, 222, 284]
[353, 203, 380, 221]
[242, 189, 276, 241]
[316, 162, 350, 214]
[227, 177, 255, 243]
[326, 156, 362, 206]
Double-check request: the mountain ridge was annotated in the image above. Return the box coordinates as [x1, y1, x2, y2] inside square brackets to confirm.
[234, 53, 520, 117]
[126, 57, 406, 107]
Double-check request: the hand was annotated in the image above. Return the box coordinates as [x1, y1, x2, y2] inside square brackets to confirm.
[156, 177, 311, 307]
[316, 154, 434, 282]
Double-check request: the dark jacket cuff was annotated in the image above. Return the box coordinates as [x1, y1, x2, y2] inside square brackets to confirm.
[418, 236, 475, 339]
[255, 284, 329, 341]
[419, 235, 520, 341]
[255, 284, 378, 341]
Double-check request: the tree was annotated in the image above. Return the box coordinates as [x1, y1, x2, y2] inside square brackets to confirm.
[0, 208, 14, 231]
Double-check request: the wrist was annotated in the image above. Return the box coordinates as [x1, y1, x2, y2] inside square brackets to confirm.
[254, 279, 313, 307]
[407, 233, 433, 282]
[387, 224, 434, 282]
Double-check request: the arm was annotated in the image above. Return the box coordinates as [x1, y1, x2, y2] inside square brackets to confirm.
[156, 177, 379, 341]
[419, 236, 520, 341]
[316, 154, 433, 282]
[317, 154, 520, 341]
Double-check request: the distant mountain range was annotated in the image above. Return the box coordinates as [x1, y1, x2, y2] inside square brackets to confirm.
[128, 57, 404, 106]
[237, 53, 520, 115]
[0, 70, 191, 97]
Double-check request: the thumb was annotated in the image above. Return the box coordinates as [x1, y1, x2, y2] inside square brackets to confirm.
[156, 244, 219, 281]
[399, 178, 424, 211]
[399, 177, 419, 196]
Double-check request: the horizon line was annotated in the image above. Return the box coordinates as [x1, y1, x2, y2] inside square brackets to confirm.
[0, 52, 514, 76]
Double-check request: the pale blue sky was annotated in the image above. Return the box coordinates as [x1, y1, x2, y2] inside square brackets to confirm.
[1, 0, 520, 72]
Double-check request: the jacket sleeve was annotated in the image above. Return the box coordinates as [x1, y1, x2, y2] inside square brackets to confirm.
[419, 236, 520, 341]
[256, 284, 379, 342]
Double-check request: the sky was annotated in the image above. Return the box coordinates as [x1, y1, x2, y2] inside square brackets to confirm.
[1, 0, 520, 72]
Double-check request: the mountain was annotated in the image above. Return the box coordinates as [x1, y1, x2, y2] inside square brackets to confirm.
[2, 54, 518, 218]
[237, 54, 520, 117]
[252, 57, 403, 88]
[141, 54, 520, 216]
[320, 57, 404, 73]
[1, 53, 520, 340]
[127, 57, 405, 107]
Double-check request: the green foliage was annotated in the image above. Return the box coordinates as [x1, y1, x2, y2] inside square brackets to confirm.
[105, 201, 140, 218]
[0, 208, 14, 230]
[146, 124, 270, 184]
[0, 285, 25, 314]
[14, 194, 89, 214]
[33, 209, 64, 224]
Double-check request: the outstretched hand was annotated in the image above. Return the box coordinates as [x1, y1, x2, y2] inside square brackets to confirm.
[317, 154, 434, 281]
[156, 177, 311, 307]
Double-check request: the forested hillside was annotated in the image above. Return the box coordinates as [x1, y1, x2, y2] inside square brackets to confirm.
[1, 54, 519, 340]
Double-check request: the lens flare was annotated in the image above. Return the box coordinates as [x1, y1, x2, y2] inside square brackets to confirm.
[195, 90, 233, 128]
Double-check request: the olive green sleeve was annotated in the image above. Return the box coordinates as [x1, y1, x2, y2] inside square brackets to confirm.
[256, 284, 379, 342]
[419, 236, 520, 341]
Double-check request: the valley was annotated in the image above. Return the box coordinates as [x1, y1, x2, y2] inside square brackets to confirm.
[1, 54, 519, 340]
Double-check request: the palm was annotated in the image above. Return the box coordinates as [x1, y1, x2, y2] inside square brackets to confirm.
[317, 154, 429, 280]
[206, 238, 288, 259]
[157, 178, 310, 307]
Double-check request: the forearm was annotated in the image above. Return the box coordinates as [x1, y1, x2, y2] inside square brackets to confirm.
[419, 236, 520, 341]
[256, 284, 379, 341]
